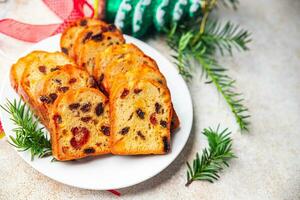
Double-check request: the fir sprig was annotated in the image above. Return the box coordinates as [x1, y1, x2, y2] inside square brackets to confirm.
[202, 20, 251, 55]
[186, 126, 236, 186]
[0, 99, 51, 160]
[167, 0, 251, 131]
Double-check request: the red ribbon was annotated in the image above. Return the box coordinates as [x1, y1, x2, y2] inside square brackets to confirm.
[0, 0, 120, 196]
[0, 0, 94, 42]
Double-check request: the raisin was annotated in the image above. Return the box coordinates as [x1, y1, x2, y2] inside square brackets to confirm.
[137, 131, 145, 140]
[150, 113, 157, 125]
[157, 80, 163, 84]
[61, 47, 68, 55]
[136, 108, 145, 119]
[49, 93, 58, 102]
[89, 76, 97, 88]
[160, 120, 167, 128]
[162, 136, 170, 153]
[79, 19, 87, 26]
[50, 67, 60, 72]
[80, 103, 91, 112]
[82, 31, 93, 43]
[70, 127, 90, 149]
[99, 84, 109, 97]
[69, 103, 80, 110]
[39, 95, 51, 104]
[99, 73, 104, 82]
[69, 78, 77, 84]
[53, 114, 62, 124]
[81, 116, 92, 122]
[119, 127, 130, 135]
[84, 147, 95, 154]
[128, 113, 134, 121]
[155, 103, 161, 114]
[134, 88, 142, 94]
[101, 26, 108, 32]
[120, 88, 129, 99]
[38, 66, 46, 73]
[91, 33, 103, 42]
[53, 79, 62, 84]
[58, 86, 69, 93]
[107, 24, 116, 32]
[95, 103, 104, 116]
[101, 126, 110, 136]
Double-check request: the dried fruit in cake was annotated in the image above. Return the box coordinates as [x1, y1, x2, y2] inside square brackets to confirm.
[110, 80, 172, 155]
[50, 88, 110, 161]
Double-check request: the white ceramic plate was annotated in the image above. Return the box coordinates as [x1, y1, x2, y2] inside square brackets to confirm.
[0, 34, 193, 190]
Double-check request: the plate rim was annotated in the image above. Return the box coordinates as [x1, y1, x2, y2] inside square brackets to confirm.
[0, 34, 193, 190]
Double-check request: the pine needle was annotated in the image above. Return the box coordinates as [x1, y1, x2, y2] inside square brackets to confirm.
[0, 99, 51, 160]
[186, 125, 236, 186]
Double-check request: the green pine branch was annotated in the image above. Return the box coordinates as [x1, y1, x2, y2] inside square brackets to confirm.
[0, 99, 51, 160]
[202, 20, 251, 55]
[167, 20, 250, 131]
[186, 126, 236, 186]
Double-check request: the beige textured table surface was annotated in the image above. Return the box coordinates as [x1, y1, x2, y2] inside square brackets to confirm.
[0, 0, 299, 199]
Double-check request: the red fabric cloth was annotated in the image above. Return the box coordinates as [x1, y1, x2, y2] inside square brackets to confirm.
[0, 0, 120, 196]
[0, 0, 94, 42]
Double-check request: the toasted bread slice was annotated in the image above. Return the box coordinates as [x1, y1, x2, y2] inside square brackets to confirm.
[10, 51, 48, 92]
[19, 52, 75, 125]
[60, 18, 107, 58]
[50, 88, 110, 161]
[110, 80, 172, 155]
[74, 24, 125, 74]
[35, 64, 94, 124]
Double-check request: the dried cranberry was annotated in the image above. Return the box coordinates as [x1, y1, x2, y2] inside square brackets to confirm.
[91, 33, 103, 42]
[53, 114, 62, 124]
[80, 103, 91, 112]
[155, 103, 161, 114]
[69, 78, 77, 84]
[119, 127, 130, 135]
[137, 131, 145, 140]
[82, 31, 93, 43]
[49, 93, 58, 102]
[120, 89, 129, 99]
[150, 113, 157, 125]
[160, 120, 167, 128]
[70, 127, 90, 149]
[136, 108, 145, 119]
[162, 136, 170, 153]
[39, 95, 51, 104]
[69, 103, 80, 110]
[101, 126, 110, 136]
[38, 66, 46, 74]
[58, 86, 69, 93]
[134, 88, 142, 94]
[61, 47, 68, 55]
[95, 103, 104, 116]
[81, 116, 92, 122]
[84, 147, 95, 154]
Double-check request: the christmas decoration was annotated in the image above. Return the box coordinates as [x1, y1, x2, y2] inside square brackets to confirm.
[103, 0, 205, 36]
